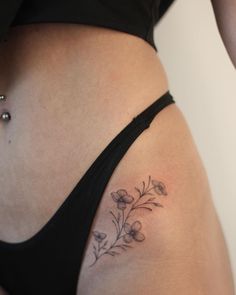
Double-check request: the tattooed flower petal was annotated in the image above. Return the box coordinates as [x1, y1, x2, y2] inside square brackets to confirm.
[111, 192, 120, 202]
[112, 189, 134, 210]
[124, 222, 132, 233]
[93, 231, 100, 238]
[123, 220, 145, 244]
[117, 189, 128, 196]
[93, 231, 107, 243]
[151, 180, 167, 195]
[123, 233, 133, 243]
[131, 220, 142, 232]
[133, 231, 145, 242]
[122, 194, 134, 203]
[117, 201, 127, 210]
[99, 233, 107, 240]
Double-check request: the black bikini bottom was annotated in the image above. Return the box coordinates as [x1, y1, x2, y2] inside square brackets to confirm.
[0, 90, 176, 295]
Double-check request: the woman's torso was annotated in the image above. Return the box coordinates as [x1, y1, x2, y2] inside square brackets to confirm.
[0, 23, 169, 292]
[0, 23, 235, 295]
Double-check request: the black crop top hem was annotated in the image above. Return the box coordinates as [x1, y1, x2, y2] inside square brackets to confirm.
[10, 18, 158, 52]
[0, 1, 176, 52]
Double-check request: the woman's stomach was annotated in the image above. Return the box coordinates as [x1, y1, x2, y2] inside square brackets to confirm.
[0, 23, 170, 243]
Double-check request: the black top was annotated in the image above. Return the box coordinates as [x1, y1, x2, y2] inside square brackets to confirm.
[0, 0, 176, 51]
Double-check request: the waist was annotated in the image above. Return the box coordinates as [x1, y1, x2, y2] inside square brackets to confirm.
[0, 23, 169, 137]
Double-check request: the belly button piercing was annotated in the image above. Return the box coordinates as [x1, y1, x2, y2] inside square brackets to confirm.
[1, 111, 11, 121]
[0, 94, 6, 101]
[0, 94, 11, 122]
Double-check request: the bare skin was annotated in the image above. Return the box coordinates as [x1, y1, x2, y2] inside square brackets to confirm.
[0, 23, 234, 294]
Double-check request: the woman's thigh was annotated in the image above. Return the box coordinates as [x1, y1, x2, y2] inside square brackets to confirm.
[77, 103, 235, 295]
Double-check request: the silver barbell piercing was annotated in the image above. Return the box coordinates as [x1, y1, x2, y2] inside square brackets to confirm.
[0, 111, 11, 121]
[0, 94, 6, 101]
[0, 94, 11, 121]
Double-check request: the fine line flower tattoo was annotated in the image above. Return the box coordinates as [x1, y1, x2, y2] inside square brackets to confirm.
[89, 175, 168, 267]
[123, 221, 145, 243]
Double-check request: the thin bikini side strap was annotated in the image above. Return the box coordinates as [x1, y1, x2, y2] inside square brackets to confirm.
[74, 91, 175, 275]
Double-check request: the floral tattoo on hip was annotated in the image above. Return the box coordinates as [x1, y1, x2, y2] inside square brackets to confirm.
[89, 175, 168, 267]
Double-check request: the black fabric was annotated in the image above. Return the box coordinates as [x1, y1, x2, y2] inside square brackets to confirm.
[0, 0, 24, 42]
[0, 91, 175, 294]
[0, 0, 176, 51]
[159, 0, 176, 20]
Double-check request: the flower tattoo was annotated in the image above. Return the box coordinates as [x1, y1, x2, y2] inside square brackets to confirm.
[92, 231, 107, 243]
[151, 180, 168, 195]
[89, 175, 168, 267]
[111, 189, 134, 210]
[123, 221, 145, 243]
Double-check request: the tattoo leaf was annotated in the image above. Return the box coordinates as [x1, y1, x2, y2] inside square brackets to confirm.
[117, 212, 121, 222]
[145, 192, 154, 196]
[103, 240, 108, 247]
[147, 197, 156, 201]
[106, 251, 120, 256]
[122, 244, 133, 248]
[112, 220, 119, 235]
[153, 202, 163, 207]
[135, 187, 142, 196]
[142, 181, 145, 194]
[135, 206, 152, 211]
[113, 244, 130, 251]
